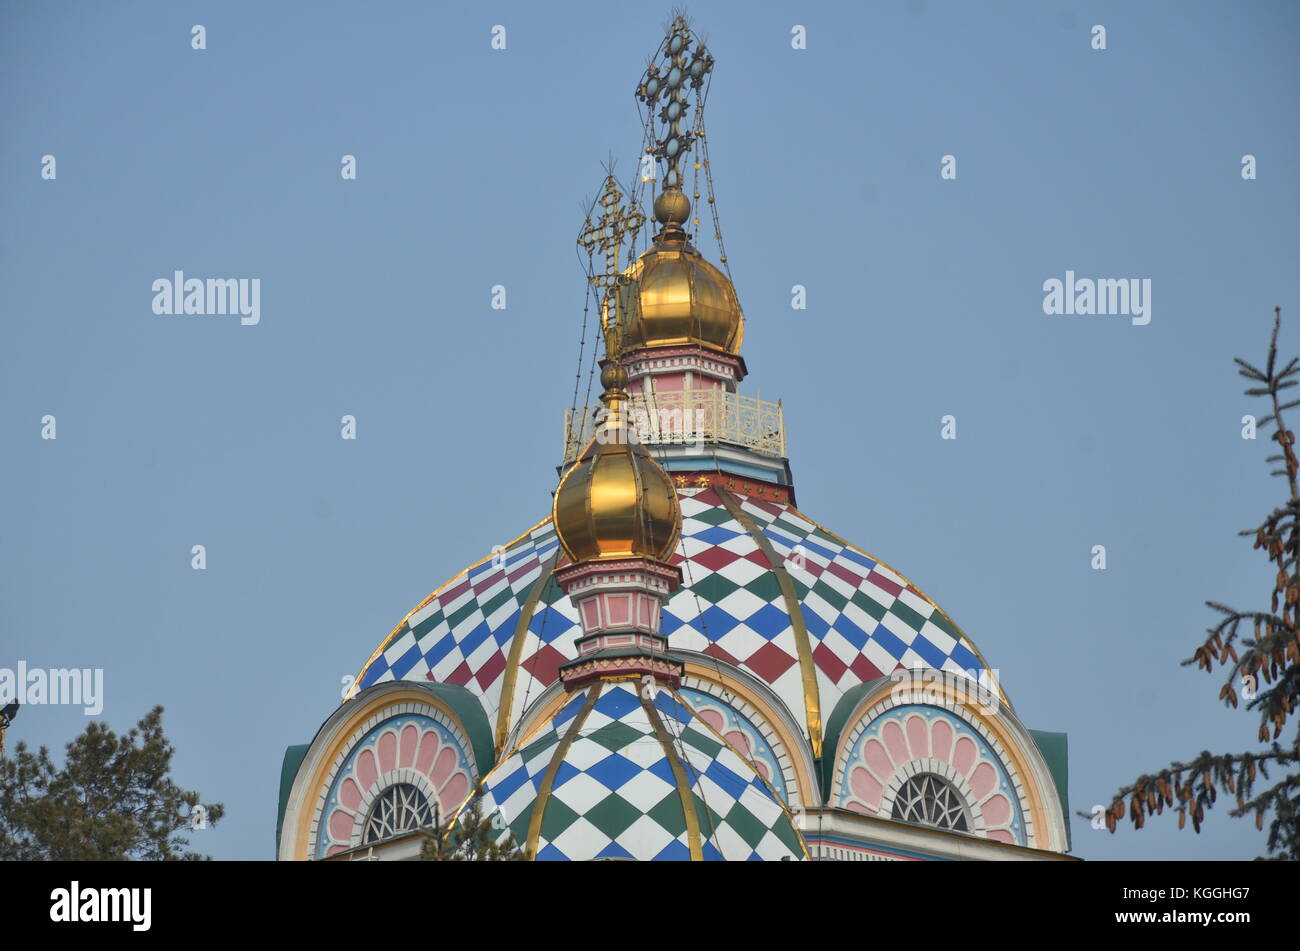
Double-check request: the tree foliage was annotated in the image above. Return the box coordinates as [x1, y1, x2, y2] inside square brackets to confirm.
[1094, 308, 1300, 859]
[0, 705, 224, 860]
[418, 797, 524, 861]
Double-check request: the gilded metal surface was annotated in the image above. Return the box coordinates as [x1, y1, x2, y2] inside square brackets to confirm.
[562, 388, 785, 463]
[642, 691, 704, 860]
[653, 189, 690, 225]
[525, 683, 601, 859]
[715, 487, 824, 758]
[552, 428, 682, 564]
[558, 207, 685, 568]
[616, 242, 744, 355]
[494, 550, 562, 754]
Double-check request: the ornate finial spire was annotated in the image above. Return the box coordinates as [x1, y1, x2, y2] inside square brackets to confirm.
[636, 15, 713, 235]
[556, 173, 683, 576]
[577, 174, 645, 366]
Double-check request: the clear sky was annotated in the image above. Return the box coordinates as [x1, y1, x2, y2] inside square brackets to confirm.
[2, 0, 1297, 861]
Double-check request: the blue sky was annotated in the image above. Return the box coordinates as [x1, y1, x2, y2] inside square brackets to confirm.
[2, 0, 1297, 860]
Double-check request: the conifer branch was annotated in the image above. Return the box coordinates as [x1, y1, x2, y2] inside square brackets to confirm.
[1086, 308, 1300, 858]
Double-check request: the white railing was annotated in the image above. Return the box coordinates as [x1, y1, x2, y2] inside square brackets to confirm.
[562, 389, 786, 464]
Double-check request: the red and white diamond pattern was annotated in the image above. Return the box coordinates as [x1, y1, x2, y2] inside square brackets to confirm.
[357, 488, 988, 749]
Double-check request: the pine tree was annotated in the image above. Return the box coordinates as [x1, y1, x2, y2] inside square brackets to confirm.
[0, 705, 224, 860]
[418, 797, 525, 861]
[1095, 308, 1300, 859]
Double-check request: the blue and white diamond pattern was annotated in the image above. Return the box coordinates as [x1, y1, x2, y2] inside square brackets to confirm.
[474, 682, 803, 861]
[355, 489, 994, 760]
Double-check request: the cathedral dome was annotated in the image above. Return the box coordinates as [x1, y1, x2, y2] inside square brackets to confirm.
[354, 486, 1003, 787]
[288, 465, 1075, 862]
[616, 189, 744, 355]
[277, 15, 1073, 865]
[552, 363, 681, 563]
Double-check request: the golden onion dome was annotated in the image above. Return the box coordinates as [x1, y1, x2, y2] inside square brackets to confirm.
[614, 189, 744, 355]
[553, 363, 682, 564]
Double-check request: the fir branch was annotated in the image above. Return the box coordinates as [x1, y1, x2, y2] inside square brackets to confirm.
[1092, 308, 1300, 858]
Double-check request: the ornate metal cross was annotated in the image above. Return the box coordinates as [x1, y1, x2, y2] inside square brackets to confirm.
[636, 15, 714, 190]
[577, 174, 644, 357]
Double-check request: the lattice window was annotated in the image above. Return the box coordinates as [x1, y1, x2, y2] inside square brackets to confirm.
[362, 783, 434, 844]
[890, 773, 970, 832]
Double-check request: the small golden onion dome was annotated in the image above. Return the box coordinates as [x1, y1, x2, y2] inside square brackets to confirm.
[553, 366, 682, 564]
[614, 189, 744, 355]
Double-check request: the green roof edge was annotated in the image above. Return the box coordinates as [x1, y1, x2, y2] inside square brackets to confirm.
[817, 679, 886, 802]
[276, 743, 310, 857]
[415, 681, 497, 776]
[1028, 728, 1071, 852]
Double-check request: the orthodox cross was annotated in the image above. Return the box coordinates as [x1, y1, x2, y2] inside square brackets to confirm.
[577, 174, 644, 359]
[635, 15, 714, 190]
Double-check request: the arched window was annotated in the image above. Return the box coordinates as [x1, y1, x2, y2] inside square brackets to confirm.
[890, 773, 970, 832]
[363, 783, 434, 844]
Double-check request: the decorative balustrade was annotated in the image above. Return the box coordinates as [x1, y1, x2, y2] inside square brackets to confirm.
[562, 389, 786, 464]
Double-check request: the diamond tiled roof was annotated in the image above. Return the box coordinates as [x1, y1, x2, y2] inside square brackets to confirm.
[356, 489, 993, 754]
[473, 680, 804, 861]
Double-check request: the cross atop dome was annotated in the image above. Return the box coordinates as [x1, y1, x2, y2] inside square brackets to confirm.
[560, 14, 793, 494]
[636, 15, 713, 192]
[276, 12, 1073, 867]
[577, 174, 645, 362]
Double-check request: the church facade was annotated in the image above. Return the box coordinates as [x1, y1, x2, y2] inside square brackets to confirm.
[276, 16, 1072, 862]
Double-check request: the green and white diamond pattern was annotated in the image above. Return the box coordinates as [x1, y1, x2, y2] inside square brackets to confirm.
[474, 681, 805, 861]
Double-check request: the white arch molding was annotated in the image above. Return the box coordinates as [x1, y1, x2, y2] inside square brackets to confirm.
[829, 683, 1069, 853]
[278, 683, 480, 861]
